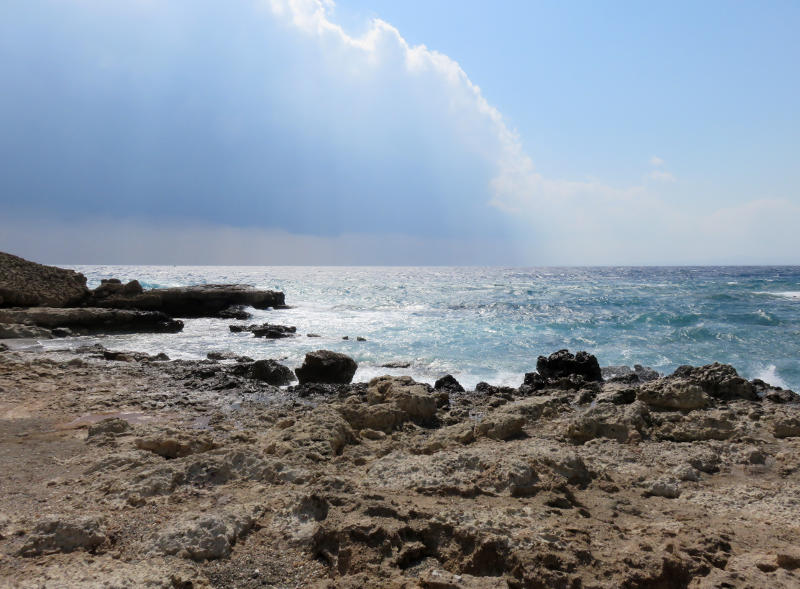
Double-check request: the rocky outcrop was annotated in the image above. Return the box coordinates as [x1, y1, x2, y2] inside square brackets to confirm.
[295, 350, 358, 384]
[0, 307, 183, 334]
[0, 252, 89, 308]
[88, 284, 285, 318]
[522, 349, 603, 391]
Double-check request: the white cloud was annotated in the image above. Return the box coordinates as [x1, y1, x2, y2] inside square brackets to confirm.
[649, 170, 676, 183]
[650, 155, 665, 166]
[265, 0, 629, 214]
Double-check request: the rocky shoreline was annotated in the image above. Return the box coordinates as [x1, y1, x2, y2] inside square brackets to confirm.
[1, 253, 800, 588]
[1, 341, 799, 588]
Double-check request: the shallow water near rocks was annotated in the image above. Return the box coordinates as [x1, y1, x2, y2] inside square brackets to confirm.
[41, 265, 800, 391]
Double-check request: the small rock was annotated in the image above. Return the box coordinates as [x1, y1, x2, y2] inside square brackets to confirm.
[645, 479, 681, 499]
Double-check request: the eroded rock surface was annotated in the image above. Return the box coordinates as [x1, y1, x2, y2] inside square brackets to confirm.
[0, 347, 799, 588]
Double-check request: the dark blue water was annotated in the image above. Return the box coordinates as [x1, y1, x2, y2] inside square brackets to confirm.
[52, 265, 800, 390]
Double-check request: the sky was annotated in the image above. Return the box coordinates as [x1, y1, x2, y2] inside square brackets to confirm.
[0, 0, 798, 265]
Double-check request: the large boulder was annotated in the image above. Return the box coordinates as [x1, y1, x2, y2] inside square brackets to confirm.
[0, 307, 183, 334]
[88, 284, 285, 318]
[536, 350, 602, 382]
[0, 251, 89, 307]
[295, 350, 358, 384]
[249, 359, 296, 386]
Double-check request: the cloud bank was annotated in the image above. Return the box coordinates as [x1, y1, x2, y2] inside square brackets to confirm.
[0, 0, 796, 264]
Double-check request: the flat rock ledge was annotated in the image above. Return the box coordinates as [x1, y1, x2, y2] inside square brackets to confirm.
[0, 307, 183, 334]
[88, 284, 286, 318]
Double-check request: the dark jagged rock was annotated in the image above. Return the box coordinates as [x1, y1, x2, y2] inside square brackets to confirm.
[536, 350, 602, 382]
[92, 279, 143, 299]
[88, 284, 285, 318]
[0, 251, 90, 308]
[249, 359, 296, 386]
[217, 305, 252, 320]
[295, 350, 358, 385]
[0, 307, 183, 334]
[229, 323, 296, 338]
[434, 374, 465, 393]
[103, 350, 170, 362]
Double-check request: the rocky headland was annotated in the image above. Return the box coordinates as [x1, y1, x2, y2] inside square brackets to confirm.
[1, 253, 799, 588]
[0, 252, 285, 338]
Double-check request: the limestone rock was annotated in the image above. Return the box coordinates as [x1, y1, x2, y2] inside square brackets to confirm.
[670, 362, 757, 401]
[18, 515, 107, 556]
[638, 380, 713, 411]
[0, 322, 53, 339]
[151, 506, 262, 560]
[655, 409, 738, 442]
[135, 429, 217, 459]
[87, 417, 133, 438]
[567, 401, 649, 444]
[0, 251, 89, 307]
[773, 415, 800, 438]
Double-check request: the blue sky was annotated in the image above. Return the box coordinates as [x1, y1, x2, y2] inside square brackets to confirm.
[0, 0, 798, 264]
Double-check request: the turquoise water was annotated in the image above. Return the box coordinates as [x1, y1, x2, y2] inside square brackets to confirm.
[47, 266, 800, 391]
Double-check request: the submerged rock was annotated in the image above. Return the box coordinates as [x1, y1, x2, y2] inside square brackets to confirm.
[295, 350, 357, 384]
[229, 323, 296, 338]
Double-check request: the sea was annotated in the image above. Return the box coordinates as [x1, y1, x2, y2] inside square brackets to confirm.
[41, 265, 800, 392]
